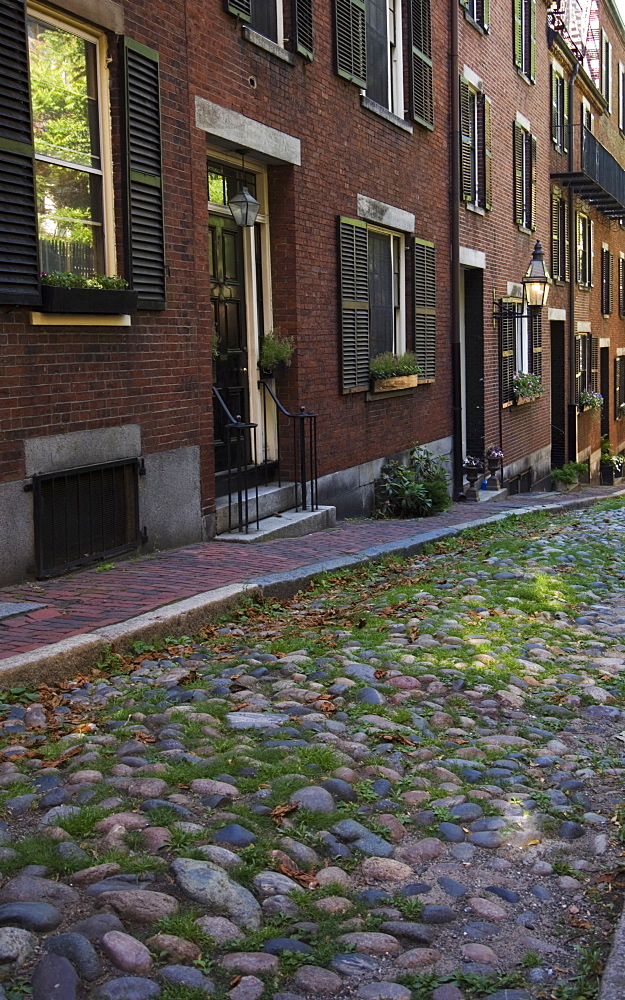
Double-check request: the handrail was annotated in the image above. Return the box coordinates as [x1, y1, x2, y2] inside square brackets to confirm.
[259, 380, 318, 512]
[212, 386, 259, 533]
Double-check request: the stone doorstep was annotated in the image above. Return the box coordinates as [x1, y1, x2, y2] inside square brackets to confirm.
[217, 505, 337, 544]
[214, 482, 297, 535]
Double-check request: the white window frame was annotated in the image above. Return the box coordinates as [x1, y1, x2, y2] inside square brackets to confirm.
[27, 3, 116, 275]
[515, 305, 531, 374]
[249, 0, 284, 46]
[367, 224, 406, 358]
[552, 60, 566, 151]
[582, 96, 594, 131]
[619, 62, 625, 132]
[363, 0, 404, 116]
[577, 212, 592, 287]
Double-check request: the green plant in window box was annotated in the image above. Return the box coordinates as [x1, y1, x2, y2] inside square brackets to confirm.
[370, 352, 422, 392]
[258, 328, 294, 377]
[578, 389, 603, 413]
[512, 371, 544, 402]
[40, 272, 138, 315]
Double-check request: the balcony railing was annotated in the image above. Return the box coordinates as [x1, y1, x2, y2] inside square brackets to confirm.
[552, 127, 625, 221]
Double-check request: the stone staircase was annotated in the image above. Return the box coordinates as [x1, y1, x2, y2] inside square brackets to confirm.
[215, 482, 336, 543]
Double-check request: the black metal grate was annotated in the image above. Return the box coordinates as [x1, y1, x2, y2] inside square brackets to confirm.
[33, 459, 139, 578]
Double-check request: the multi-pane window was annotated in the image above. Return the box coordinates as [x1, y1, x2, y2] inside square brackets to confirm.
[577, 212, 592, 287]
[582, 98, 594, 132]
[461, 0, 489, 31]
[601, 248, 614, 315]
[460, 79, 492, 210]
[601, 29, 612, 110]
[335, 0, 432, 127]
[615, 355, 625, 417]
[500, 301, 542, 405]
[365, 0, 403, 113]
[513, 0, 536, 82]
[513, 122, 536, 230]
[574, 334, 598, 402]
[339, 217, 407, 391]
[551, 63, 568, 152]
[551, 192, 569, 282]
[27, 14, 106, 276]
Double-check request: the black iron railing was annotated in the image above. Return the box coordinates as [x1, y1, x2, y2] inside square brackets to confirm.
[552, 126, 625, 220]
[259, 381, 318, 512]
[212, 387, 260, 533]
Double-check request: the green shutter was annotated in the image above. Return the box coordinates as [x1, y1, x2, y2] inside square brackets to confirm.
[335, 0, 367, 87]
[530, 134, 537, 231]
[408, 0, 433, 128]
[551, 67, 558, 145]
[513, 0, 523, 69]
[339, 217, 369, 392]
[294, 0, 314, 59]
[460, 80, 473, 201]
[531, 309, 542, 378]
[482, 0, 490, 31]
[576, 213, 583, 283]
[563, 75, 569, 151]
[551, 194, 559, 278]
[564, 198, 570, 282]
[0, 0, 40, 305]
[513, 123, 524, 225]
[501, 301, 516, 405]
[122, 38, 166, 310]
[529, 0, 536, 81]
[574, 335, 582, 403]
[414, 238, 436, 381]
[484, 95, 492, 210]
[591, 335, 599, 393]
[225, 0, 251, 20]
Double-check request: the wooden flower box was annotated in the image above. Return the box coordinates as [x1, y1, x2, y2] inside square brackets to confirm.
[371, 373, 420, 392]
[41, 286, 138, 315]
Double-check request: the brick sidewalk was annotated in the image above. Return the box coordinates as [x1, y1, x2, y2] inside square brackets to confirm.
[0, 488, 619, 659]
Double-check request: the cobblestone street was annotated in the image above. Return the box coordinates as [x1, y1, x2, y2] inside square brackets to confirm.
[2, 498, 625, 999]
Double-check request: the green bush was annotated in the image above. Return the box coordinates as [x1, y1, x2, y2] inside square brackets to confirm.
[551, 466, 577, 485]
[259, 328, 293, 371]
[41, 271, 128, 289]
[375, 444, 451, 518]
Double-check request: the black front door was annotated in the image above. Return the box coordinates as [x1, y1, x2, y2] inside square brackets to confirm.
[210, 215, 250, 487]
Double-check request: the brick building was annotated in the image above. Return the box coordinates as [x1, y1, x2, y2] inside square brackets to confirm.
[1, 0, 625, 587]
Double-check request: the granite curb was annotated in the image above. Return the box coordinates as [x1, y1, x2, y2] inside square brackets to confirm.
[0, 488, 623, 689]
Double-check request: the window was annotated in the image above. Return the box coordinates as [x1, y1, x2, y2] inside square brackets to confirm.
[339, 218, 436, 392]
[574, 334, 598, 402]
[615, 355, 625, 417]
[619, 63, 625, 132]
[461, 0, 489, 31]
[500, 300, 542, 405]
[601, 248, 613, 315]
[225, 0, 284, 46]
[365, 0, 403, 113]
[581, 97, 594, 132]
[601, 29, 612, 110]
[551, 191, 569, 282]
[460, 79, 492, 210]
[513, 0, 536, 82]
[335, 0, 432, 127]
[551, 63, 568, 152]
[27, 14, 106, 277]
[513, 121, 536, 230]
[577, 212, 592, 287]
[0, 1, 165, 308]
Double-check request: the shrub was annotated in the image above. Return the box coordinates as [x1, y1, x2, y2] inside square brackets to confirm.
[375, 443, 451, 518]
[259, 328, 294, 371]
[370, 352, 422, 379]
[41, 271, 128, 289]
[551, 466, 577, 485]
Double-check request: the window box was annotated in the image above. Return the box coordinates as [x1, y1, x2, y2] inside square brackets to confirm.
[40, 286, 139, 315]
[371, 373, 420, 392]
[513, 395, 537, 406]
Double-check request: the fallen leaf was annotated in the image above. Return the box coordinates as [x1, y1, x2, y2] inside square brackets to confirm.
[270, 802, 299, 825]
[229, 702, 251, 712]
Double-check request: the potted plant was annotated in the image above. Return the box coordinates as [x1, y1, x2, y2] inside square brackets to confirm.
[578, 389, 603, 415]
[40, 272, 137, 314]
[512, 371, 544, 404]
[370, 352, 422, 392]
[463, 455, 483, 501]
[551, 465, 577, 491]
[484, 445, 503, 491]
[600, 437, 624, 484]
[258, 327, 294, 378]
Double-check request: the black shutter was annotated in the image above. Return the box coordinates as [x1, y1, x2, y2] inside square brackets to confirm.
[501, 301, 516, 405]
[460, 80, 473, 202]
[408, 0, 433, 129]
[335, 0, 367, 87]
[609, 251, 614, 314]
[0, 0, 40, 305]
[530, 134, 537, 231]
[225, 0, 252, 19]
[574, 335, 582, 403]
[483, 95, 492, 210]
[122, 38, 166, 310]
[414, 239, 436, 381]
[339, 217, 369, 392]
[591, 335, 599, 393]
[294, 0, 314, 58]
[619, 256, 625, 316]
[513, 123, 524, 225]
[615, 357, 622, 418]
[564, 197, 570, 281]
[551, 194, 559, 278]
